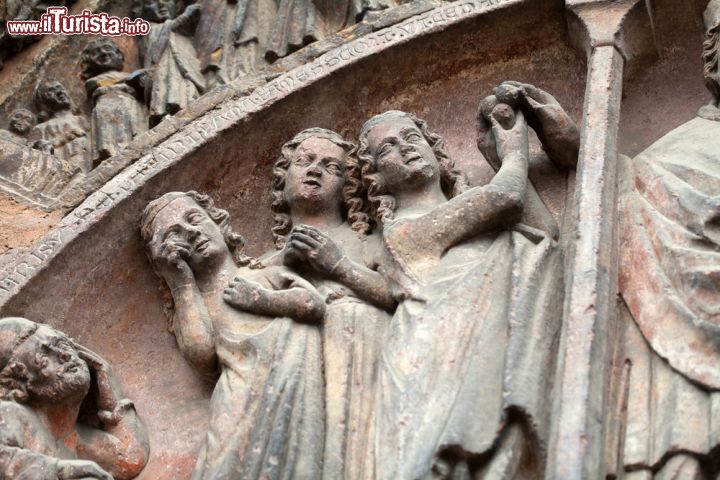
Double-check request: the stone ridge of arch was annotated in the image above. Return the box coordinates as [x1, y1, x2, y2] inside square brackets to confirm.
[0, 0, 519, 309]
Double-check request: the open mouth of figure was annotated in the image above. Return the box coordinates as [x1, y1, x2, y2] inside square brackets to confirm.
[195, 239, 209, 252]
[404, 154, 422, 165]
[303, 179, 322, 188]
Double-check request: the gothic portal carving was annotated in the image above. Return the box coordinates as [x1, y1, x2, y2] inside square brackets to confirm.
[0, 317, 149, 479]
[618, 0, 720, 477]
[0, 108, 35, 146]
[29, 80, 90, 173]
[134, 0, 206, 127]
[139, 81, 579, 479]
[81, 39, 148, 164]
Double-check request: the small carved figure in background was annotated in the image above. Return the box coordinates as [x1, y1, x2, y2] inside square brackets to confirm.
[266, 0, 403, 62]
[134, 0, 206, 126]
[617, 0, 720, 477]
[271, 128, 394, 479]
[0, 108, 35, 146]
[81, 39, 148, 164]
[141, 191, 325, 480]
[0, 317, 149, 480]
[194, 0, 277, 88]
[29, 80, 90, 172]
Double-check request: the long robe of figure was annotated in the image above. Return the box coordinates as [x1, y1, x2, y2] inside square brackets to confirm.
[374, 212, 563, 479]
[139, 19, 205, 126]
[86, 71, 147, 161]
[191, 265, 324, 480]
[266, 0, 397, 61]
[28, 113, 90, 173]
[194, 0, 277, 83]
[619, 115, 720, 472]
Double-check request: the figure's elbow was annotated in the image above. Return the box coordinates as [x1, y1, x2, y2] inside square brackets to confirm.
[111, 440, 150, 480]
[178, 336, 217, 376]
[494, 188, 525, 225]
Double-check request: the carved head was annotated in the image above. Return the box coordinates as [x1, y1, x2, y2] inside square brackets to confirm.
[141, 192, 255, 327]
[81, 39, 125, 79]
[33, 80, 72, 113]
[271, 128, 369, 249]
[358, 111, 468, 224]
[0, 318, 90, 404]
[8, 108, 35, 136]
[704, 0, 720, 103]
[133, 0, 179, 22]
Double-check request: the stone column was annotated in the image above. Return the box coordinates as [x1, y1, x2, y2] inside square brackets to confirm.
[546, 1, 656, 478]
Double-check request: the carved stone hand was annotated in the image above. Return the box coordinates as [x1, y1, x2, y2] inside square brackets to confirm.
[57, 459, 112, 480]
[289, 225, 345, 276]
[223, 276, 268, 311]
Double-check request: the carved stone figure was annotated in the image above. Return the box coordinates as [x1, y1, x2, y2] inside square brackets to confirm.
[0, 108, 35, 146]
[140, 191, 324, 480]
[194, 0, 277, 87]
[266, 0, 402, 62]
[81, 39, 148, 163]
[0, 317, 149, 479]
[134, 0, 206, 126]
[29, 80, 90, 173]
[617, 1, 720, 476]
[270, 128, 393, 479]
[360, 96, 577, 478]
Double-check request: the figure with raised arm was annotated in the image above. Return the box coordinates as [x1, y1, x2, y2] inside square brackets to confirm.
[267, 127, 394, 479]
[0, 317, 149, 480]
[360, 88, 578, 478]
[133, 0, 206, 126]
[141, 190, 324, 480]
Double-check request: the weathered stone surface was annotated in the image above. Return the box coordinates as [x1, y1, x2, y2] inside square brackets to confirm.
[0, 316, 149, 479]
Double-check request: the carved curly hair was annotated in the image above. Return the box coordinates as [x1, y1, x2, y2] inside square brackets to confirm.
[357, 111, 469, 225]
[0, 320, 38, 403]
[704, 25, 720, 102]
[270, 128, 371, 249]
[140, 191, 260, 331]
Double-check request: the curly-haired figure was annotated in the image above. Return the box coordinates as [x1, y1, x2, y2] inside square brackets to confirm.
[29, 80, 90, 172]
[267, 127, 394, 479]
[359, 109, 568, 479]
[141, 191, 325, 480]
[0, 317, 149, 480]
[81, 39, 147, 163]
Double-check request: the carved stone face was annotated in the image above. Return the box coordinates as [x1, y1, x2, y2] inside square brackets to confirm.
[142, 0, 178, 22]
[149, 196, 228, 272]
[283, 136, 346, 214]
[84, 41, 124, 73]
[366, 116, 439, 194]
[14, 326, 91, 402]
[38, 81, 72, 112]
[8, 109, 34, 136]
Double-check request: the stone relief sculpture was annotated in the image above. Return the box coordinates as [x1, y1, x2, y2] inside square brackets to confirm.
[360, 86, 578, 479]
[29, 79, 90, 173]
[0, 108, 35, 146]
[194, 0, 277, 88]
[617, 1, 720, 477]
[270, 128, 393, 479]
[134, 0, 206, 126]
[141, 191, 324, 480]
[81, 39, 148, 164]
[0, 317, 149, 479]
[266, 0, 402, 62]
